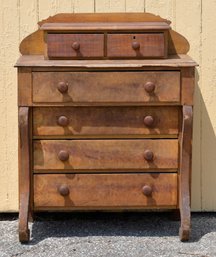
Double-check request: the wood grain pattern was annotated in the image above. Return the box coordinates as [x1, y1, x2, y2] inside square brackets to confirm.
[47, 33, 104, 59]
[33, 139, 178, 171]
[107, 33, 166, 58]
[33, 106, 179, 137]
[18, 68, 32, 106]
[18, 107, 31, 243]
[179, 106, 193, 241]
[34, 173, 177, 209]
[41, 22, 170, 31]
[32, 71, 180, 104]
[16, 54, 197, 67]
[181, 67, 195, 106]
[19, 13, 190, 55]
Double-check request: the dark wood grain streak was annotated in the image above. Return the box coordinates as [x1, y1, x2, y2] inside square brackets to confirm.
[33, 139, 178, 171]
[32, 71, 180, 104]
[107, 33, 166, 58]
[34, 173, 177, 209]
[33, 106, 179, 137]
[47, 33, 104, 59]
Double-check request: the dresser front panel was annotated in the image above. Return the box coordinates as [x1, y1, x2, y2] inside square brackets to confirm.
[33, 139, 178, 171]
[34, 173, 177, 209]
[33, 106, 179, 137]
[107, 33, 166, 58]
[47, 33, 104, 58]
[32, 71, 180, 104]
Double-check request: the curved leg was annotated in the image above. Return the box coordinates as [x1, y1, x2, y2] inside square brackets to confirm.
[18, 107, 31, 243]
[179, 105, 193, 241]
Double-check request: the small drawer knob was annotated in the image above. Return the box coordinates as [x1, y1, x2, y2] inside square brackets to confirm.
[142, 185, 153, 197]
[58, 185, 70, 196]
[57, 116, 69, 127]
[72, 42, 80, 50]
[143, 115, 154, 127]
[58, 150, 69, 162]
[132, 41, 140, 50]
[144, 82, 155, 93]
[57, 82, 68, 94]
[144, 149, 154, 162]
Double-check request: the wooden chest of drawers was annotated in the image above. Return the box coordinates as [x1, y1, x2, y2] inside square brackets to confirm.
[16, 13, 197, 243]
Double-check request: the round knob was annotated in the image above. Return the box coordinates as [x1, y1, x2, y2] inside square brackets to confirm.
[142, 185, 153, 197]
[57, 82, 68, 94]
[58, 150, 69, 162]
[58, 185, 70, 196]
[144, 82, 155, 93]
[144, 150, 154, 162]
[57, 116, 69, 127]
[72, 42, 80, 50]
[132, 41, 140, 50]
[143, 116, 154, 127]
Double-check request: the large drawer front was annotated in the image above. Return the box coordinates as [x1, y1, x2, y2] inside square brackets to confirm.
[47, 33, 104, 58]
[34, 173, 177, 209]
[32, 71, 180, 104]
[33, 139, 178, 171]
[33, 106, 179, 137]
[107, 33, 166, 58]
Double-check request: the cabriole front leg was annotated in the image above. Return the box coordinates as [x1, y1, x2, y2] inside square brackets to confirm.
[18, 107, 31, 243]
[179, 105, 193, 241]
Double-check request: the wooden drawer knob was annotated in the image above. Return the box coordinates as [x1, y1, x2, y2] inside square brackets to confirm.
[57, 82, 68, 94]
[58, 185, 70, 196]
[57, 116, 69, 127]
[144, 82, 155, 93]
[132, 41, 140, 50]
[144, 150, 154, 162]
[143, 115, 154, 127]
[58, 150, 69, 162]
[72, 42, 80, 50]
[142, 185, 153, 197]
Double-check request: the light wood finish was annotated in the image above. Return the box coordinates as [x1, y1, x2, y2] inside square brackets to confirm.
[32, 71, 180, 104]
[47, 33, 104, 59]
[15, 54, 197, 67]
[33, 106, 179, 137]
[40, 21, 170, 31]
[107, 33, 166, 58]
[34, 173, 178, 209]
[33, 139, 178, 171]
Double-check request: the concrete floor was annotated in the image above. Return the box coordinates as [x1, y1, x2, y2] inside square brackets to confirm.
[0, 212, 216, 257]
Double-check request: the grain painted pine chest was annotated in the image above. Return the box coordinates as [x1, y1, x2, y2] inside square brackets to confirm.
[15, 13, 197, 243]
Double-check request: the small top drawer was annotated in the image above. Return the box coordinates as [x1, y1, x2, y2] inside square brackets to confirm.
[41, 21, 170, 60]
[107, 33, 166, 58]
[47, 33, 104, 59]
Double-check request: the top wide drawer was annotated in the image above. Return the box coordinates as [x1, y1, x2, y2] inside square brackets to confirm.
[107, 33, 166, 58]
[32, 71, 180, 104]
[47, 33, 104, 59]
